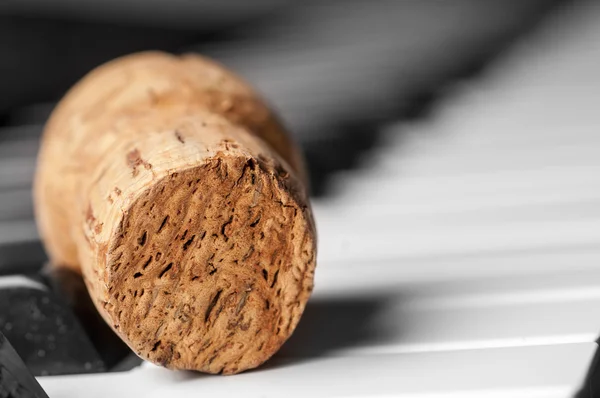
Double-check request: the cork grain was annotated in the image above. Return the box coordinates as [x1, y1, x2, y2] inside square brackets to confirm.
[105, 156, 314, 374]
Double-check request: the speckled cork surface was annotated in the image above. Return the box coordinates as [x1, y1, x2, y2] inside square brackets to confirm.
[33, 52, 316, 374]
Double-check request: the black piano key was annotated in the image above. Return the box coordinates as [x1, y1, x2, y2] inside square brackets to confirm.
[0, 275, 105, 376]
[0, 331, 49, 398]
[0, 242, 45, 276]
[574, 343, 600, 398]
[40, 267, 139, 371]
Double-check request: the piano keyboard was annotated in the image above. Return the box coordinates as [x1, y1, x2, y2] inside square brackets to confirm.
[0, 0, 596, 396]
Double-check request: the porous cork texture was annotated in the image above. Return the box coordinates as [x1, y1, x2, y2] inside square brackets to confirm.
[33, 52, 316, 374]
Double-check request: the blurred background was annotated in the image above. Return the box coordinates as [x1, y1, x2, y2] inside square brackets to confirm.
[1, 0, 600, 397]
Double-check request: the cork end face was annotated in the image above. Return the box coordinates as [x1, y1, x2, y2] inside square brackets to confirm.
[102, 154, 315, 374]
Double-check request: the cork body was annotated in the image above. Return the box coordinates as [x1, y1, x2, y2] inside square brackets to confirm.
[33, 52, 316, 374]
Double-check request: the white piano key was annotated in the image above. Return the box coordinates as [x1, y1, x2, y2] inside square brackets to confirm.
[0, 275, 47, 291]
[337, 300, 599, 357]
[313, 190, 600, 219]
[290, 268, 600, 357]
[378, 113, 600, 156]
[316, 218, 600, 264]
[38, 343, 595, 398]
[0, 219, 39, 245]
[0, 158, 36, 189]
[351, 388, 573, 398]
[405, 285, 600, 312]
[378, 142, 600, 176]
[314, 198, 600, 229]
[0, 188, 34, 220]
[0, 139, 40, 159]
[313, 246, 600, 293]
[329, 164, 600, 206]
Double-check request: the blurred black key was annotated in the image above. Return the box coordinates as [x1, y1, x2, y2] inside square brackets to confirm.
[0, 243, 45, 277]
[0, 16, 203, 113]
[0, 275, 104, 376]
[41, 267, 138, 370]
[0, 331, 49, 398]
[574, 342, 600, 398]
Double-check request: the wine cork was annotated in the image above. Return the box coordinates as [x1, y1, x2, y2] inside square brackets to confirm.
[33, 52, 316, 374]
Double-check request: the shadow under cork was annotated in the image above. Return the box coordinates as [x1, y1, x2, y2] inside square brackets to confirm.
[254, 293, 402, 372]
